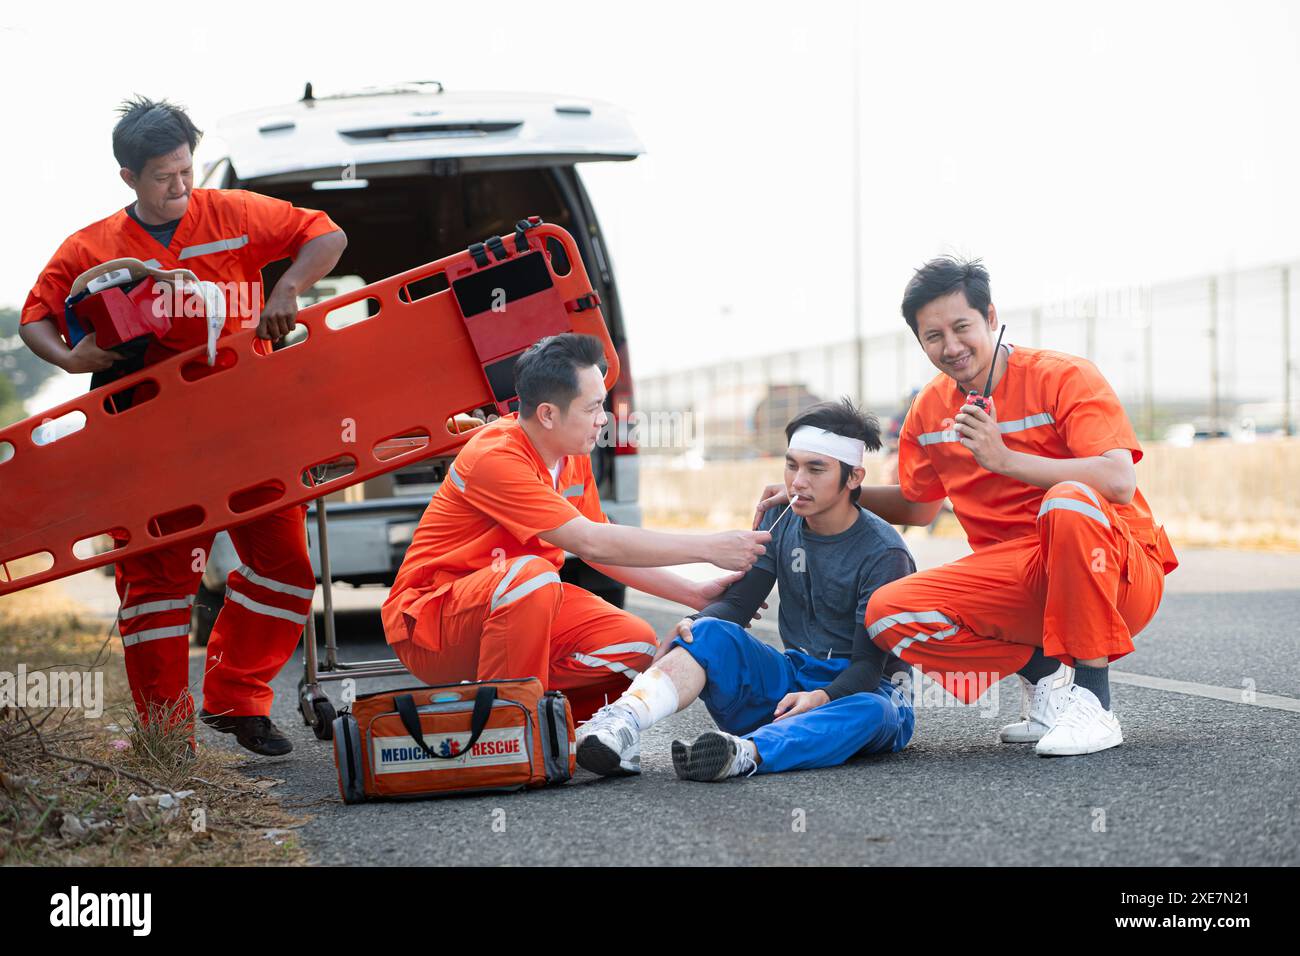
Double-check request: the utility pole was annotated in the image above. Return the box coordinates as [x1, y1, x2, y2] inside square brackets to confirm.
[1284, 266, 1293, 437]
[851, 7, 864, 406]
[1209, 276, 1220, 432]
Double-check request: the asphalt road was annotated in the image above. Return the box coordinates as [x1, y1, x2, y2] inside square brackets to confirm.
[161, 539, 1300, 867]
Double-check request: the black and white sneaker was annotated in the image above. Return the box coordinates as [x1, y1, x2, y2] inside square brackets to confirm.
[575, 704, 641, 776]
[671, 730, 758, 782]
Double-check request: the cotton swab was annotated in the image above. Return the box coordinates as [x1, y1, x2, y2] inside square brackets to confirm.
[768, 494, 800, 531]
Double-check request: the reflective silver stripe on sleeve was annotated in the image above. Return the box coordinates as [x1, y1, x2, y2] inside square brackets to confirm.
[177, 235, 249, 260]
[121, 624, 191, 647]
[120, 596, 195, 620]
[998, 412, 1056, 434]
[446, 461, 466, 491]
[917, 411, 1056, 446]
[491, 572, 561, 613]
[224, 586, 310, 625]
[917, 428, 960, 446]
[589, 641, 658, 658]
[235, 564, 315, 601]
[560, 484, 584, 499]
[570, 652, 639, 678]
[1037, 496, 1110, 529]
[1060, 480, 1101, 508]
[866, 609, 956, 642]
[141, 258, 162, 270]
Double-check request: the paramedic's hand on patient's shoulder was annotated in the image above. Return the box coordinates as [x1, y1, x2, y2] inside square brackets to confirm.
[62, 332, 125, 373]
[753, 483, 789, 530]
[652, 618, 695, 664]
[773, 689, 830, 721]
[953, 400, 1010, 472]
[710, 529, 771, 572]
[257, 287, 299, 340]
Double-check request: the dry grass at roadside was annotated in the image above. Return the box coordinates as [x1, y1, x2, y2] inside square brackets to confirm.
[0, 581, 311, 866]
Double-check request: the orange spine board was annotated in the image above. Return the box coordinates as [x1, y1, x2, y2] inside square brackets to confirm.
[0, 223, 618, 594]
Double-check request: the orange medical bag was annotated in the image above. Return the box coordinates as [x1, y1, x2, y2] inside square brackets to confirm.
[332, 678, 575, 803]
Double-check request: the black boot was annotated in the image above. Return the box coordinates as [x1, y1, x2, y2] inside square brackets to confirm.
[200, 710, 293, 757]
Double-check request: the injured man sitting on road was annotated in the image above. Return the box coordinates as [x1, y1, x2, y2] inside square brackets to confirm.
[577, 398, 918, 782]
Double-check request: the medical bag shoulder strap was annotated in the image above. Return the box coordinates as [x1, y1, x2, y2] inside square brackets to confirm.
[395, 685, 498, 759]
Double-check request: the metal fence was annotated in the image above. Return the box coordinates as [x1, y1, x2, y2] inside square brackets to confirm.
[636, 259, 1299, 459]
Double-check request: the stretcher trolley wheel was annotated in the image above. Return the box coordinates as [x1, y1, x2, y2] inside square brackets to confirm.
[333, 713, 365, 805]
[311, 698, 337, 741]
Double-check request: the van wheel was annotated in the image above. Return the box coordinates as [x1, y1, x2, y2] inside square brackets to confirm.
[191, 584, 224, 646]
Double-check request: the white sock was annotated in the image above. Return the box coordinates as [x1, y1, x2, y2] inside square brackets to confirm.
[732, 736, 759, 776]
[614, 668, 680, 731]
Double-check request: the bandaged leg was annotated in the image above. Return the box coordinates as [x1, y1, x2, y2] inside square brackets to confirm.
[611, 666, 685, 731]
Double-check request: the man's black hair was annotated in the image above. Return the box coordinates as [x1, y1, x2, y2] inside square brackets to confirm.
[113, 95, 203, 175]
[514, 333, 607, 419]
[900, 256, 992, 338]
[784, 397, 881, 505]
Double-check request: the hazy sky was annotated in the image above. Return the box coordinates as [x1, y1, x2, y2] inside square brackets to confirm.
[3, 0, 1297, 400]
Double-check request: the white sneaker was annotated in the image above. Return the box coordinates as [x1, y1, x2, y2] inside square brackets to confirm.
[670, 730, 759, 782]
[999, 663, 1074, 743]
[575, 704, 641, 776]
[1034, 685, 1123, 756]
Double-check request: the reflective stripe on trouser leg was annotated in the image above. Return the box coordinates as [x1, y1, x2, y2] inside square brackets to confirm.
[866, 610, 961, 656]
[120, 596, 195, 620]
[205, 508, 316, 717]
[863, 589, 1015, 704]
[569, 652, 640, 678]
[119, 616, 194, 726]
[477, 557, 564, 684]
[490, 556, 560, 613]
[1037, 481, 1132, 663]
[118, 589, 197, 725]
[233, 564, 315, 600]
[548, 586, 657, 702]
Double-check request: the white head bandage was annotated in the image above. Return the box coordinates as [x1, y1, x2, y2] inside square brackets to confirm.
[788, 426, 865, 468]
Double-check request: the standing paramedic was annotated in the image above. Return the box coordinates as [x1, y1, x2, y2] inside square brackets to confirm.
[19, 96, 347, 756]
[381, 333, 772, 722]
[756, 256, 1178, 756]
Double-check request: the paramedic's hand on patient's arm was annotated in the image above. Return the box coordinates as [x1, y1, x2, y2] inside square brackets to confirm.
[773, 689, 830, 721]
[695, 570, 768, 620]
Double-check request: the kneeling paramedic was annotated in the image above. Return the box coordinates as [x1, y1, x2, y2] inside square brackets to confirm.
[381, 333, 772, 722]
[756, 256, 1179, 757]
[576, 398, 917, 781]
[20, 97, 347, 755]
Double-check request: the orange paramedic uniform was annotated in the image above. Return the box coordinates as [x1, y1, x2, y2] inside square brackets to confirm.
[22, 188, 341, 724]
[866, 344, 1180, 703]
[382, 413, 657, 721]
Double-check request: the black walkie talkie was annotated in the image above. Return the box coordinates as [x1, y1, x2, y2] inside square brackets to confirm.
[965, 326, 1007, 413]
